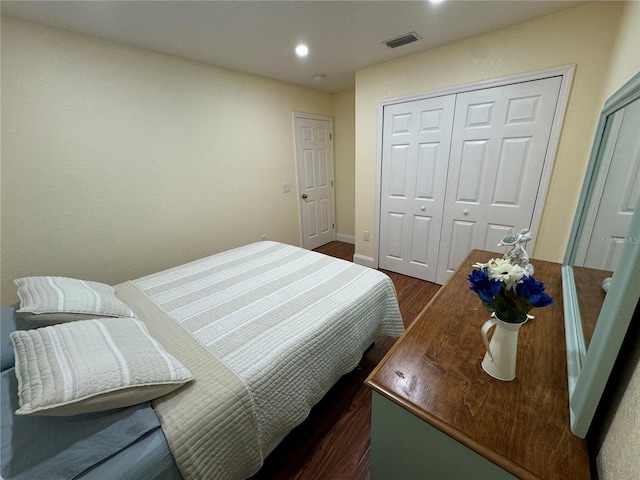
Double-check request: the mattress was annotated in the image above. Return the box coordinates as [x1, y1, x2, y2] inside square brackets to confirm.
[118, 240, 405, 479]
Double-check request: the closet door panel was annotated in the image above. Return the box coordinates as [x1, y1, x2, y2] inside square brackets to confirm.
[444, 220, 476, 273]
[379, 95, 456, 282]
[436, 77, 562, 284]
[578, 98, 640, 270]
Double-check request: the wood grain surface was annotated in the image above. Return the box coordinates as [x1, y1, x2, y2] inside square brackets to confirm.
[366, 249, 591, 480]
[572, 265, 612, 348]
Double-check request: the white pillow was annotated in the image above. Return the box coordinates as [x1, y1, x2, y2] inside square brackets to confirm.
[10, 317, 194, 415]
[14, 276, 136, 326]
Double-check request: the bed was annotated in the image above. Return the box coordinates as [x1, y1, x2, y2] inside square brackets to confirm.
[1, 241, 404, 479]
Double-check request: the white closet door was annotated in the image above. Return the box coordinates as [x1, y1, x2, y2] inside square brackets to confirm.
[436, 77, 562, 284]
[379, 95, 456, 281]
[579, 98, 640, 271]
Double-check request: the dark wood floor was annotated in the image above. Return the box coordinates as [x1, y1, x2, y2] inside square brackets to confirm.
[249, 241, 439, 480]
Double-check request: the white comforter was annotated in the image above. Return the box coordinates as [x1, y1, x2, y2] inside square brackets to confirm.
[127, 241, 404, 479]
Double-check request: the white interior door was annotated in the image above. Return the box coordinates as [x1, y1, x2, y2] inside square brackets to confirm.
[379, 96, 456, 281]
[435, 77, 562, 284]
[577, 98, 640, 271]
[294, 114, 335, 250]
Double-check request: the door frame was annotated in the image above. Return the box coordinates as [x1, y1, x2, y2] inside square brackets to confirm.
[292, 112, 336, 249]
[372, 64, 575, 269]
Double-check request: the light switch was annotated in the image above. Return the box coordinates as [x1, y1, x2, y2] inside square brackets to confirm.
[283, 183, 291, 193]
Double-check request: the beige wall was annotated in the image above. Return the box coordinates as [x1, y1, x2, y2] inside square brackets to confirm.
[595, 2, 640, 478]
[0, 17, 335, 305]
[354, 1, 628, 263]
[602, 1, 640, 98]
[332, 89, 356, 240]
[1, 2, 640, 475]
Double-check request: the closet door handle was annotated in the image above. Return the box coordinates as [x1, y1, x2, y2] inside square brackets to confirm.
[463, 209, 469, 216]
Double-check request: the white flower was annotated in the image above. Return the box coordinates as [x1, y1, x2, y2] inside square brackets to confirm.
[472, 261, 490, 269]
[485, 258, 525, 290]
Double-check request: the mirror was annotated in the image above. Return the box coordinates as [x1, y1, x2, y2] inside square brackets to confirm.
[562, 71, 640, 438]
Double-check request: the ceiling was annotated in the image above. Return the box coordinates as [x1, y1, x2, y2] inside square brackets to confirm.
[1, 0, 588, 93]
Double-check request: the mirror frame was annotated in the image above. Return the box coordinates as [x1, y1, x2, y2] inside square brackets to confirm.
[562, 70, 640, 438]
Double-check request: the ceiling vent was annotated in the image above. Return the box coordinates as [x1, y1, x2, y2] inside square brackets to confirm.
[384, 32, 421, 49]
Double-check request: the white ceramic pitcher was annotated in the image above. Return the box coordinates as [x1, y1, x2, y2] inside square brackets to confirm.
[480, 312, 531, 381]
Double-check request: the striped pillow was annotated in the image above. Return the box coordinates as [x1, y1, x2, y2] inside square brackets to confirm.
[10, 317, 194, 415]
[15, 276, 136, 326]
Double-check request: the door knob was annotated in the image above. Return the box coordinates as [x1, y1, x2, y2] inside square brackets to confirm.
[463, 209, 469, 216]
[420, 205, 426, 211]
[302, 194, 308, 199]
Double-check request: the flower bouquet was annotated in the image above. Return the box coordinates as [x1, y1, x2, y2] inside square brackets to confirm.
[469, 257, 555, 380]
[468, 258, 555, 324]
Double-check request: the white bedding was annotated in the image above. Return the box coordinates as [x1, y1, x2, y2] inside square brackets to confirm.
[124, 241, 404, 479]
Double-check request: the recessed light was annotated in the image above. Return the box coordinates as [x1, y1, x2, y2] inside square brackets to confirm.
[295, 44, 309, 57]
[313, 74, 326, 81]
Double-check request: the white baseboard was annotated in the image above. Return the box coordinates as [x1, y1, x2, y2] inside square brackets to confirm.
[353, 254, 376, 268]
[336, 234, 355, 244]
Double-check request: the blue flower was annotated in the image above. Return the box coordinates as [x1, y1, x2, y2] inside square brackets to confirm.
[469, 259, 555, 323]
[516, 275, 556, 308]
[468, 268, 502, 303]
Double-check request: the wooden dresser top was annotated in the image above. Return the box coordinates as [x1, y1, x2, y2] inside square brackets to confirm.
[366, 250, 590, 480]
